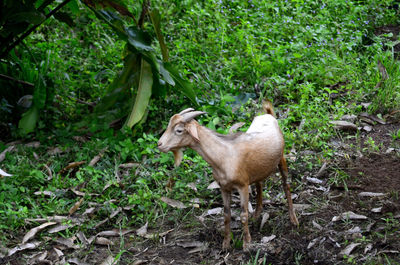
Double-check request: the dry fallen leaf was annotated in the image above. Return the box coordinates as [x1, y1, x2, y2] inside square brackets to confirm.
[97, 229, 133, 237]
[347, 226, 361, 234]
[71, 188, 86, 196]
[34, 190, 55, 197]
[339, 243, 360, 256]
[358, 192, 385, 197]
[132, 260, 147, 265]
[7, 241, 41, 257]
[259, 212, 270, 231]
[72, 136, 88, 143]
[48, 224, 75, 234]
[22, 222, 57, 244]
[329, 120, 358, 131]
[48, 147, 63, 156]
[261, 235, 276, 244]
[43, 164, 53, 180]
[25, 215, 82, 224]
[100, 255, 117, 265]
[89, 155, 102, 167]
[82, 207, 96, 216]
[177, 241, 205, 248]
[312, 220, 323, 230]
[60, 161, 86, 174]
[95, 237, 114, 246]
[364, 243, 373, 254]
[28, 250, 47, 264]
[0, 168, 12, 177]
[307, 237, 319, 250]
[371, 207, 382, 213]
[77, 231, 89, 245]
[25, 141, 40, 148]
[204, 207, 223, 216]
[332, 211, 368, 222]
[136, 222, 148, 237]
[53, 247, 64, 258]
[186, 182, 198, 192]
[136, 223, 173, 239]
[188, 243, 208, 254]
[160, 197, 187, 209]
[306, 177, 323, 184]
[54, 237, 78, 249]
[67, 257, 91, 265]
[207, 181, 220, 190]
[69, 198, 84, 216]
[119, 163, 139, 169]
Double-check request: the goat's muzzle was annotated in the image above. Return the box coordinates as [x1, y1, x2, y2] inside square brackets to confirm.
[157, 140, 168, 152]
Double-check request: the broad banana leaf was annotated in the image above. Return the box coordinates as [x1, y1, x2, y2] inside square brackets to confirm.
[125, 58, 153, 128]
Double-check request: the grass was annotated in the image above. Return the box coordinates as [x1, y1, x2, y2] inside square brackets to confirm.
[1, 0, 400, 263]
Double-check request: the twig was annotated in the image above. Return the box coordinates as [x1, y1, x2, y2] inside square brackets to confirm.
[68, 96, 96, 107]
[0, 74, 34, 87]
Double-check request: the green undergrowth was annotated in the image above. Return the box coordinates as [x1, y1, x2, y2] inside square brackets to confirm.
[0, 129, 212, 241]
[1, 0, 400, 249]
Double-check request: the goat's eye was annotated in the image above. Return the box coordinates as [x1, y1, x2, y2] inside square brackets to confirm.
[175, 128, 184, 134]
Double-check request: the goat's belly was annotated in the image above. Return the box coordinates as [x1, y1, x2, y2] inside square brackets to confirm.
[245, 154, 282, 183]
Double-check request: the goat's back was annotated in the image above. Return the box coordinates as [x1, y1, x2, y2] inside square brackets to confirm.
[226, 115, 284, 184]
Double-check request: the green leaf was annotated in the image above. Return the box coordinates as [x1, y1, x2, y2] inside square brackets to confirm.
[159, 62, 174, 86]
[8, 11, 45, 24]
[125, 58, 153, 128]
[53, 12, 75, 27]
[33, 75, 47, 109]
[18, 105, 39, 135]
[67, 0, 80, 14]
[149, 8, 169, 61]
[163, 63, 198, 106]
[95, 53, 139, 112]
[126, 26, 154, 52]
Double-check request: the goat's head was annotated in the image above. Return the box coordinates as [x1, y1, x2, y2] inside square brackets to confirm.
[158, 108, 206, 167]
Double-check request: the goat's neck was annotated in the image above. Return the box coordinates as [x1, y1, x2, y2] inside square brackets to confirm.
[189, 125, 230, 171]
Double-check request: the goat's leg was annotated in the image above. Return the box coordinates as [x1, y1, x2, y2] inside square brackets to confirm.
[278, 156, 299, 226]
[221, 189, 232, 250]
[254, 181, 263, 219]
[238, 185, 251, 249]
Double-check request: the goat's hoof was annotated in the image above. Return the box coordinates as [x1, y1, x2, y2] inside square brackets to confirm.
[253, 212, 261, 220]
[290, 215, 299, 226]
[222, 240, 231, 251]
[242, 242, 250, 251]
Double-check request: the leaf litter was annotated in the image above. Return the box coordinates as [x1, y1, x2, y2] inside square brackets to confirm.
[2, 119, 399, 264]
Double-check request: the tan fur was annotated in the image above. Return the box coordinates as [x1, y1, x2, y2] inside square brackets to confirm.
[158, 104, 299, 250]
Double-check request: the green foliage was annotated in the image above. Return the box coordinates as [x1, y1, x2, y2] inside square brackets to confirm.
[1, 4, 400, 263]
[86, 3, 198, 129]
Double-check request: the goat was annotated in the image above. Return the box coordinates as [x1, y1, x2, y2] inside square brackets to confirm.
[157, 103, 299, 250]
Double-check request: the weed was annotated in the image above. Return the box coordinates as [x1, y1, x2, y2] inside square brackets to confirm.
[390, 129, 400, 141]
[245, 249, 267, 265]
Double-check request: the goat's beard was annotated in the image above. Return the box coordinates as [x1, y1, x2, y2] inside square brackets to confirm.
[172, 149, 183, 167]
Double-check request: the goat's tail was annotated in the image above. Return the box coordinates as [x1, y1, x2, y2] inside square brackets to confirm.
[262, 100, 276, 117]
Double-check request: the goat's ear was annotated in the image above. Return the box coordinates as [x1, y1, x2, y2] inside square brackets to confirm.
[185, 122, 200, 142]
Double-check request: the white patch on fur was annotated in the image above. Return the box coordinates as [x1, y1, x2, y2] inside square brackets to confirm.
[246, 114, 278, 134]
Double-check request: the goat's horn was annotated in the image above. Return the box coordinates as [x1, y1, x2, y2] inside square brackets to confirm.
[182, 111, 207, 122]
[178, 108, 195, 115]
